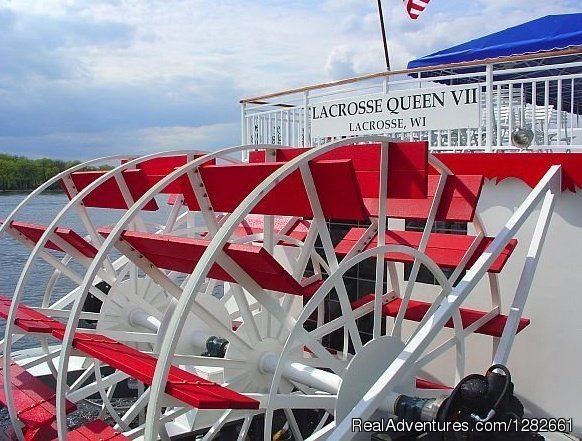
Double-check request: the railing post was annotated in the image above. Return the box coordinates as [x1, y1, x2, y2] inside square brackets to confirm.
[241, 102, 247, 145]
[485, 64, 493, 152]
[544, 80, 550, 146]
[557, 79, 563, 145]
[304, 91, 311, 147]
[570, 78, 575, 146]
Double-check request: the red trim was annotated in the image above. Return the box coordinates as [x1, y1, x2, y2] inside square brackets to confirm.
[434, 153, 582, 192]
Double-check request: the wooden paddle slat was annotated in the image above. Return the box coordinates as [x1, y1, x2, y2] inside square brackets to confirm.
[351, 294, 530, 338]
[63, 169, 159, 210]
[8, 221, 98, 259]
[24, 419, 129, 441]
[0, 294, 65, 334]
[0, 358, 76, 430]
[336, 228, 517, 273]
[102, 229, 322, 297]
[50, 330, 258, 410]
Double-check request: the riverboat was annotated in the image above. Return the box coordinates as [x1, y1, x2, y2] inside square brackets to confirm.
[0, 14, 581, 441]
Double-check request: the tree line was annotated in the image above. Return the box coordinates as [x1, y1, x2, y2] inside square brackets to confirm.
[0, 154, 109, 191]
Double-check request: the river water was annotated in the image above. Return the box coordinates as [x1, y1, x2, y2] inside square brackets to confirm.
[0, 192, 176, 350]
[0, 192, 156, 427]
[0, 193, 63, 296]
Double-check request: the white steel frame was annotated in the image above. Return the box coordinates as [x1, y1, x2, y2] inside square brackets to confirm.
[84, 136, 557, 440]
[0, 136, 560, 441]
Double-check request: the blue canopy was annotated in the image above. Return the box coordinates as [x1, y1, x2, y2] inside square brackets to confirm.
[408, 14, 582, 69]
[407, 14, 582, 113]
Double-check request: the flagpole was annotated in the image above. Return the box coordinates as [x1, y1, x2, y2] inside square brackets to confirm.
[377, 0, 391, 71]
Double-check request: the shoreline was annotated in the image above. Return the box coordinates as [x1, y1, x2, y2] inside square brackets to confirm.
[0, 189, 64, 194]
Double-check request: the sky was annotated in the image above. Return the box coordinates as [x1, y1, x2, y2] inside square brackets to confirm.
[0, 0, 579, 160]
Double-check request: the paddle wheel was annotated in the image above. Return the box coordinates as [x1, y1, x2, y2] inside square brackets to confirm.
[0, 137, 560, 440]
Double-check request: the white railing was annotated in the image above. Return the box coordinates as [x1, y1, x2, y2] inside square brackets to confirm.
[240, 50, 582, 159]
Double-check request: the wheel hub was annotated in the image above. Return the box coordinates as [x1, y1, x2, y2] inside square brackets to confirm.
[336, 336, 416, 430]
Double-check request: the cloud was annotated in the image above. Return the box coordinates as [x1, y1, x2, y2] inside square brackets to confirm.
[0, 10, 135, 84]
[0, 122, 240, 160]
[134, 123, 240, 151]
[325, 46, 358, 79]
[0, 8, 16, 28]
[0, 0, 579, 160]
[0, 76, 241, 136]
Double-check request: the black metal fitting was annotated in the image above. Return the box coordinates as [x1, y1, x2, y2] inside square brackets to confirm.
[201, 336, 229, 358]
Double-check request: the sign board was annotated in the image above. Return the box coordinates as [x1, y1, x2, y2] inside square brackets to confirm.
[310, 85, 480, 138]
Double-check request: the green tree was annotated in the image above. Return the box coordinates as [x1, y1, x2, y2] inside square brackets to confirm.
[0, 154, 96, 191]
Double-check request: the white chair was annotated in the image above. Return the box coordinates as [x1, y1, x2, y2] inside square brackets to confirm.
[524, 104, 555, 146]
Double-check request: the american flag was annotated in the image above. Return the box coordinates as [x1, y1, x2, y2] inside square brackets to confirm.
[403, 0, 431, 19]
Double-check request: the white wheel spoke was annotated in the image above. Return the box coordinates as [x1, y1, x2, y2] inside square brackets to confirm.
[284, 408, 304, 441]
[200, 410, 233, 441]
[120, 387, 150, 427]
[236, 414, 254, 441]
[229, 283, 262, 345]
[416, 307, 500, 369]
